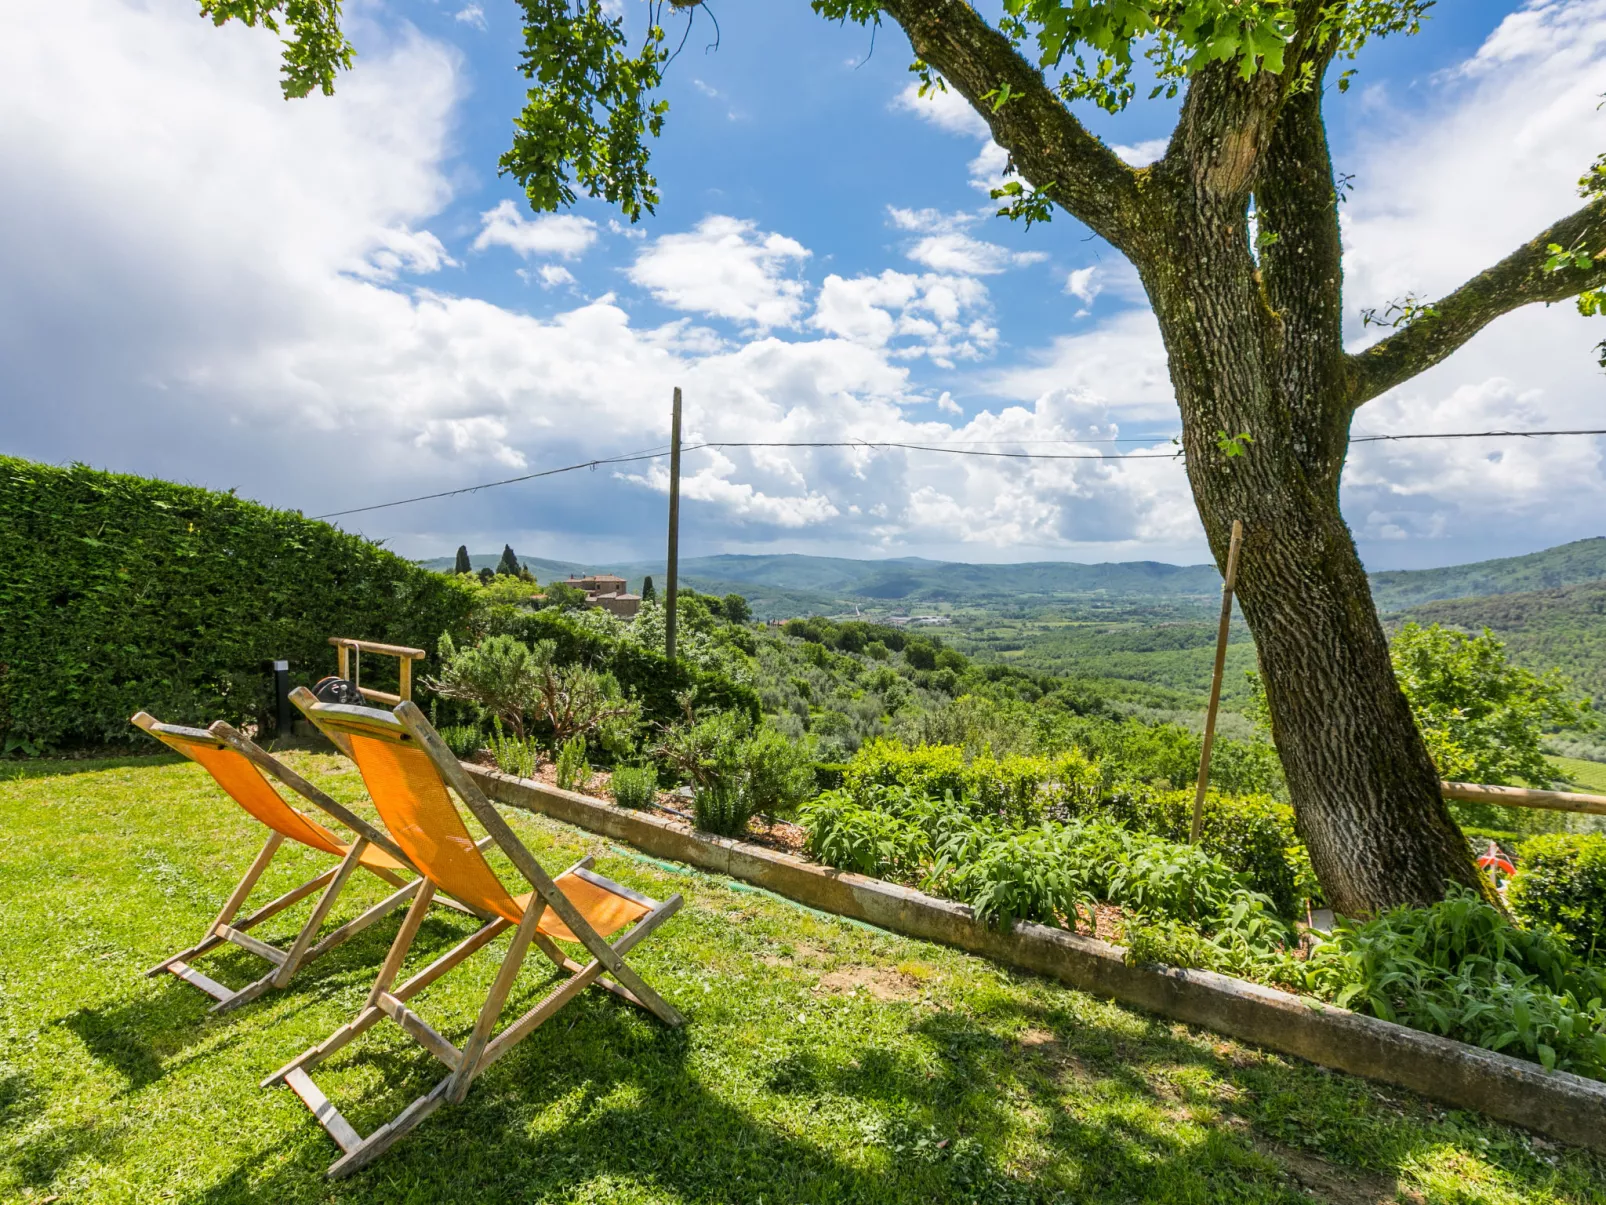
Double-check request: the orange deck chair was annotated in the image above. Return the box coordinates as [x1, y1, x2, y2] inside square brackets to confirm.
[133, 712, 452, 1013]
[264, 695, 684, 1179]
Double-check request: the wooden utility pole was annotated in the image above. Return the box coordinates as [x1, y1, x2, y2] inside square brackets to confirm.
[664, 387, 682, 665]
[1190, 519, 1244, 845]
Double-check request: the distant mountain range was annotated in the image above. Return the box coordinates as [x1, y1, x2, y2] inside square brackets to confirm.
[421, 536, 1606, 619]
[424, 538, 1606, 716]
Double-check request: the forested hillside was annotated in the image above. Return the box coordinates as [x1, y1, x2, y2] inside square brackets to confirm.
[1369, 538, 1606, 611]
[1398, 582, 1606, 703]
[426, 541, 1606, 725]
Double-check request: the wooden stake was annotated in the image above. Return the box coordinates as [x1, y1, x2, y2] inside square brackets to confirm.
[1190, 519, 1244, 845]
[665, 386, 683, 666]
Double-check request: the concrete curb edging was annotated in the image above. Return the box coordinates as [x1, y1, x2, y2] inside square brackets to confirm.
[466, 764, 1606, 1153]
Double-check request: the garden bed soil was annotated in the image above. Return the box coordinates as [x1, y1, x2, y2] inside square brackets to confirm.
[466, 761, 1606, 1155]
[473, 751, 810, 856]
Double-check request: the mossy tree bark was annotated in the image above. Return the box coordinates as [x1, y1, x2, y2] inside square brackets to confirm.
[885, 0, 1606, 913]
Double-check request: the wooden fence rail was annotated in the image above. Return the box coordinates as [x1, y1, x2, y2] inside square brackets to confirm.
[1442, 780, 1606, 818]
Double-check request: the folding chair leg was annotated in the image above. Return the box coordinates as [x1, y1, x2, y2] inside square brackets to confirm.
[447, 900, 544, 1103]
[301, 875, 423, 965]
[264, 880, 439, 1089]
[475, 893, 685, 1080]
[145, 832, 284, 978]
[324, 1079, 453, 1180]
[271, 841, 369, 989]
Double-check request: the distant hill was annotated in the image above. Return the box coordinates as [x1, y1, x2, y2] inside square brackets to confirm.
[1369, 538, 1606, 611]
[423, 540, 1606, 717]
[422, 537, 1606, 629]
[420, 550, 1228, 616]
[1396, 581, 1606, 703]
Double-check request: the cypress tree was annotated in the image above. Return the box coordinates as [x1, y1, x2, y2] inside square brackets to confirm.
[641, 575, 655, 603]
[454, 545, 471, 575]
[495, 544, 520, 576]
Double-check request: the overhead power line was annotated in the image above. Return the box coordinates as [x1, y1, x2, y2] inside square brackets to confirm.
[310, 427, 1606, 521]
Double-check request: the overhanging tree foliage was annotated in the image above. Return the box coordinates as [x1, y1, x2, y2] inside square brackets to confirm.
[204, 0, 1605, 914]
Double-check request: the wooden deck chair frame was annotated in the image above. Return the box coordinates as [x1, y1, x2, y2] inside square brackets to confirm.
[265, 698, 684, 1179]
[132, 712, 472, 1013]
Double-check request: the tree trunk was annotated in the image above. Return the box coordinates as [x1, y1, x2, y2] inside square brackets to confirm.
[1194, 463, 1484, 916]
[874, 0, 1597, 916]
[1133, 196, 1486, 916]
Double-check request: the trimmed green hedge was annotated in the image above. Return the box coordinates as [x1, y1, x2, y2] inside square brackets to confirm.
[0, 456, 477, 750]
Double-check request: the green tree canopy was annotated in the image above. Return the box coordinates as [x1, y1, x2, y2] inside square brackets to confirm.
[1390, 622, 1590, 788]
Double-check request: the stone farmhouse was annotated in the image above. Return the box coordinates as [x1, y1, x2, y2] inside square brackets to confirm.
[562, 573, 642, 618]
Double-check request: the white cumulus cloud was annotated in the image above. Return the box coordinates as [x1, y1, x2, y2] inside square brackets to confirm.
[628, 215, 811, 328]
[473, 200, 597, 259]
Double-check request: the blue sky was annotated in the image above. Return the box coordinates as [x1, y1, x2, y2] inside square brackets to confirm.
[1, 0, 1602, 570]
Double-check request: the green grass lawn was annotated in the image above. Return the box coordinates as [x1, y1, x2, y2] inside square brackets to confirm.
[1550, 756, 1606, 795]
[3, 755, 1605, 1204]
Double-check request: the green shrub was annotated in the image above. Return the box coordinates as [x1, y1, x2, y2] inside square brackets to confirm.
[801, 791, 930, 881]
[844, 739, 967, 802]
[1304, 888, 1606, 1077]
[487, 719, 539, 779]
[610, 764, 658, 809]
[1098, 831, 1242, 925]
[497, 607, 761, 730]
[742, 727, 815, 817]
[693, 781, 754, 838]
[964, 752, 1051, 825]
[812, 762, 849, 792]
[0, 455, 477, 749]
[427, 634, 548, 739]
[438, 724, 484, 759]
[1044, 749, 1101, 812]
[944, 825, 1090, 930]
[1390, 621, 1587, 787]
[555, 734, 591, 792]
[1509, 833, 1606, 957]
[1092, 787, 1308, 918]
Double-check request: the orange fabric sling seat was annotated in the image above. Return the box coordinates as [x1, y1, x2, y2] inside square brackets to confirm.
[268, 697, 683, 1179]
[131, 711, 426, 1014]
[172, 736, 407, 876]
[344, 729, 648, 939]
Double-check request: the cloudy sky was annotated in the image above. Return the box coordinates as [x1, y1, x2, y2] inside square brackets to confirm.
[1, 0, 1602, 569]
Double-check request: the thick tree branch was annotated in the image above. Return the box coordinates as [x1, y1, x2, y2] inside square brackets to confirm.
[880, 0, 1144, 250]
[1255, 43, 1349, 467]
[1351, 199, 1606, 407]
[1161, 1, 1330, 206]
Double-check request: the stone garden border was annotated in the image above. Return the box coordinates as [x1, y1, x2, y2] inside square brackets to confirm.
[466, 764, 1606, 1153]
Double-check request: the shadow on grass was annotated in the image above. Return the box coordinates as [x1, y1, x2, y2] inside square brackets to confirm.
[1, 1062, 125, 1193]
[0, 751, 182, 782]
[36, 909, 1604, 1205]
[58, 911, 475, 1095]
[163, 982, 1287, 1205]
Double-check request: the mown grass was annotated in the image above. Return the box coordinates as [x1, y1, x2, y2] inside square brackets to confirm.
[1550, 756, 1606, 795]
[3, 754, 1606, 1204]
